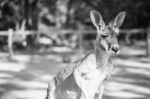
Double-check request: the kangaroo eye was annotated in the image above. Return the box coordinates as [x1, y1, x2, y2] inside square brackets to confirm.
[99, 25, 101, 30]
[101, 34, 108, 38]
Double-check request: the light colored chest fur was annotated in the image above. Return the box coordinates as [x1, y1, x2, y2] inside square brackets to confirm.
[73, 54, 108, 99]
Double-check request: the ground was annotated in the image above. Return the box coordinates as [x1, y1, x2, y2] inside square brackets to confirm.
[0, 41, 150, 99]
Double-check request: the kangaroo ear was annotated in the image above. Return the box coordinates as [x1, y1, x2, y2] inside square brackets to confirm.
[109, 11, 126, 28]
[90, 10, 105, 30]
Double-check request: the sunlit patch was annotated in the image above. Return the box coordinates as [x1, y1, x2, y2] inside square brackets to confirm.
[119, 47, 145, 56]
[105, 90, 145, 98]
[12, 55, 31, 63]
[11, 79, 47, 89]
[0, 73, 13, 84]
[127, 68, 150, 75]
[29, 71, 54, 82]
[4, 89, 46, 99]
[46, 55, 63, 62]
[39, 36, 53, 45]
[0, 73, 13, 78]
[114, 78, 135, 83]
[39, 75, 53, 81]
[0, 79, 10, 84]
[114, 59, 150, 68]
[0, 62, 25, 72]
[105, 81, 150, 96]
[51, 46, 72, 53]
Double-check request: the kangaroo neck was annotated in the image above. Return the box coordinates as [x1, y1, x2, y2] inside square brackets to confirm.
[94, 47, 110, 70]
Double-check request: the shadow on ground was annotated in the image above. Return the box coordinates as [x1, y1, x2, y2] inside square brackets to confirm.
[0, 51, 67, 99]
[0, 44, 150, 99]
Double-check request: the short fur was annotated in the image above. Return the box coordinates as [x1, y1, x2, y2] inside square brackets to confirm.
[46, 10, 126, 99]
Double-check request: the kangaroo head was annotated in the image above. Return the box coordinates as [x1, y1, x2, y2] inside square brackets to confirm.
[90, 10, 126, 55]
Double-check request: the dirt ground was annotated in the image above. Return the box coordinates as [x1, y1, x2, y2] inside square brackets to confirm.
[0, 42, 150, 99]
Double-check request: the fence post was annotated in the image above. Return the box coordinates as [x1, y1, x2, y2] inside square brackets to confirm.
[147, 27, 150, 57]
[125, 32, 131, 44]
[78, 29, 83, 54]
[8, 29, 14, 58]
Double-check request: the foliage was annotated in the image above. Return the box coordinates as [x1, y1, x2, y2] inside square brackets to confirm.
[79, 0, 150, 28]
[0, 0, 150, 30]
[0, 0, 39, 30]
[40, 0, 150, 28]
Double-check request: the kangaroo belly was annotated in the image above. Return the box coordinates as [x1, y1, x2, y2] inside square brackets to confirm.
[55, 73, 83, 99]
[74, 68, 105, 99]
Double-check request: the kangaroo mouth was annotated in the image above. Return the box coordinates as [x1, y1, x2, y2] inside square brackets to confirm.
[112, 50, 119, 55]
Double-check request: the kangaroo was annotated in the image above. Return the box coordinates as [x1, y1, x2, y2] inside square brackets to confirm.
[46, 10, 126, 99]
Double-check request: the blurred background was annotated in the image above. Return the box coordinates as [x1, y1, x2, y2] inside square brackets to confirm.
[0, 0, 150, 99]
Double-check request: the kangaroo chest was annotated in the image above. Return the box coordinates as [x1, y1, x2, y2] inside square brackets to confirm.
[54, 53, 111, 99]
[74, 64, 108, 99]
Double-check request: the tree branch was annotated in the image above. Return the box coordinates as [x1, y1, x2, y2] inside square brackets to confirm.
[82, 0, 98, 10]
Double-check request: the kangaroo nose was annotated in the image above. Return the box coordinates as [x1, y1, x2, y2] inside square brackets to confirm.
[111, 45, 119, 53]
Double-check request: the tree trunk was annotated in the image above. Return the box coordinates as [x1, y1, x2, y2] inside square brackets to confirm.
[65, 0, 73, 28]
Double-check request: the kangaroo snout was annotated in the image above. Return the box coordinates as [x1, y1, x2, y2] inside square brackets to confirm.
[111, 45, 119, 54]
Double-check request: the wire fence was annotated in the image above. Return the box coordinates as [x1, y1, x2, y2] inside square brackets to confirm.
[0, 28, 149, 57]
